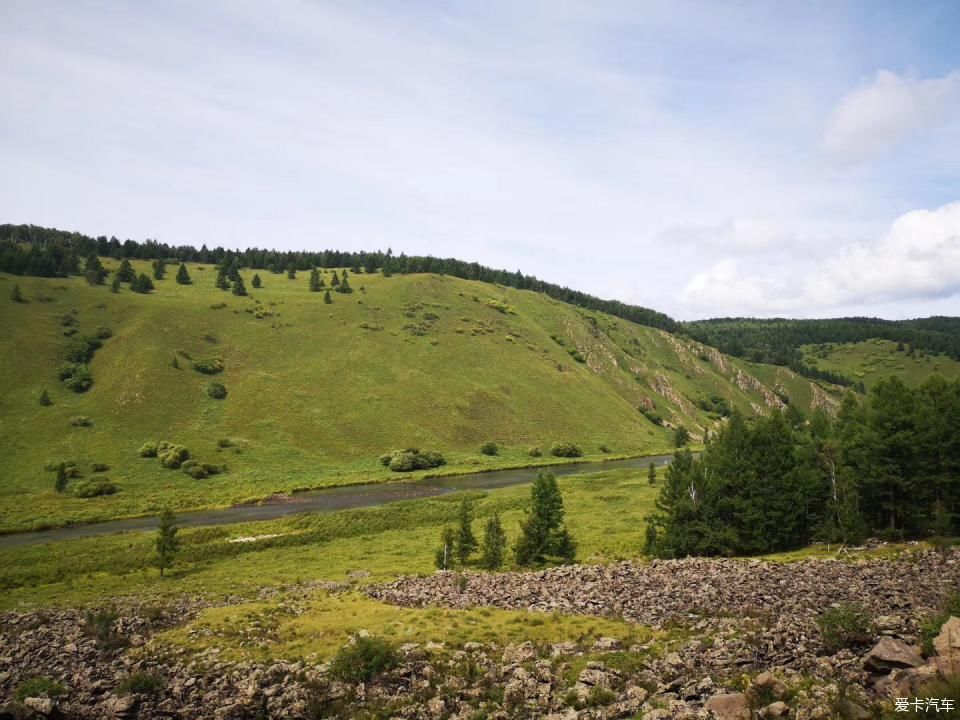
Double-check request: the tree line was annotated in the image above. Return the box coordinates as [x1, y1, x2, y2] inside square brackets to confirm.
[0, 223, 675, 332]
[646, 374, 960, 558]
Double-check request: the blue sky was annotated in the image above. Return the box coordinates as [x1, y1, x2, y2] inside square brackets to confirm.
[2, 1, 959, 319]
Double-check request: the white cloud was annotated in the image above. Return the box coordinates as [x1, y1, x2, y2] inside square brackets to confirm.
[678, 201, 960, 317]
[825, 69, 960, 161]
[658, 218, 793, 252]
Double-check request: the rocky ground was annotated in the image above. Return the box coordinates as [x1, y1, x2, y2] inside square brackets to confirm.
[0, 550, 958, 719]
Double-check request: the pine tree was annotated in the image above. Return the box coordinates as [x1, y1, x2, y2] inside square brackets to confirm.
[674, 426, 690, 447]
[330, 271, 340, 287]
[648, 462, 657, 485]
[54, 463, 70, 493]
[252, 273, 261, 288]
[171, 355, 180, 369]
[176, 264, 192, 285]
[232, 275, 247, 296]
[480, 513, 506, 570]
[514, 473, 575, 566]
[10, 284, 24, 303]
[110, 274, 122, 293]
[132, 273, 155, 293]
[155, 508, 180, 577]
[309, 268, 322, 292]
[336, 274, 353, 294]
[286, 263, 296, 280]
[84, 252, 106, 285]
[324, 289, 332, 304]
[216, 271, 230, 290]
[152, 258, 166, 280]
[39, 389, 51, 406]
[454, 498, 478, 565]
[117, 258, 134, 282]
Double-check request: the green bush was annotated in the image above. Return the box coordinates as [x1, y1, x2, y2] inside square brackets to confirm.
[91, 462, 109, 473]
[94, 325, 113, 339]
[328, 636, 399, 683]
[919, 592, 960, 656]
[206, 382, 227, 399]
[14, 677, 66, 702]
[157, 442, 190, 469]
[182, 461, 224, 480]
[480, 441, 499, 456]
[192, 357, 224, 375]
[528, 446, 542, 457]
[57, 363, 93, 392]
[550, 442, 582, 458]
[138, 441, 158, 458]
[383, 449, 446, 472]
[599, 444, 610, 453]
[72, 479, 118, 498]
[641, 408, 664, 426]
[217, 438, 232, 448]
[816, 603, 874, 654]
[70, 416, 93, 427]
[116, 672, 165, 696]
[64, 337, 99, 363]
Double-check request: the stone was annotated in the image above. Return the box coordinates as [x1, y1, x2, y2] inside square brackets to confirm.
[752, 671, 787, 700]
[502, 641, 538, 664]
[104, 694, 137, 716]
[874, 615, 903, 634]
[762, 701, 791, 718]
[933, 616, 960, 677]
[426, 696, 445, 716]
[705, 692, 750, 720]
[592, 636, 622, 652]
[23, 697, 55, 715]
[864, 638, 924, 673]
[550, 642, 578, 658]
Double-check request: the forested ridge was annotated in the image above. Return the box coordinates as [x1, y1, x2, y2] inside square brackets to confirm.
[647, 375, 960, 558]
[0, 223, 676, 331]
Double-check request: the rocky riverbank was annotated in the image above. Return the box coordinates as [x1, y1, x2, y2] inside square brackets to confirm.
[0, 551, 957, 719]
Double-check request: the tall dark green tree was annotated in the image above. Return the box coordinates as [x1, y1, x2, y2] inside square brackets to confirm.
[514, 473, 575, 566]
[10, 283, 24, 302]
[131, 273, 154, 293]
[155, 508, 180, 578]
[454, 498, 478, 565]
[648, 462, 657, 485]
[84, 252, 106, 285]
[480, 513, 506, 570]
[232, 274, 247, 296]
[324, 289, 332, 304]
[117, 258, 134, 282]
[330, 271, 340, 287]
[286, 263, 296, 279]
[152, 258, 166, 280]
[251, 273, 261, 288]
[309, 268, 322, 292]
[176, 264, 192, 285]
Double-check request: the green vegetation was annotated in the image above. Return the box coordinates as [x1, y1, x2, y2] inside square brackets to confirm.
[14, 677, 67, 702]
[328, 635, 399, 683]
[550, 442, 582, 458]
[116, 672, 166, 696]
[514, 473, 576, 566]
[801, 339, 960, 391]
[479, 441, 498, 456]
[816, 603, 874, 654]
[480, 513, 506, 569]
[379, 448, 446, 472]
[155, 508, 180, 577]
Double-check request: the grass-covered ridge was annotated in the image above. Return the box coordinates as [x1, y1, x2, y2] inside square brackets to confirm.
[1, 261, 837, 532]
[801, 338, 960, 391]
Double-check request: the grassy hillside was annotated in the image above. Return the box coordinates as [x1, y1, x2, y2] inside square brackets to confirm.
[801, 339, 960, 390]
[0, 262, 838, 532]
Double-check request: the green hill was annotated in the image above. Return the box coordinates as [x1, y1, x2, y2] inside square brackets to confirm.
[1, 261, 840, 532]
[801, 339, 960, 391]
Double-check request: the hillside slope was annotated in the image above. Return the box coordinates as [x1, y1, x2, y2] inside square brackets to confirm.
[1, 262, 839, 531]
[801, 338, 960, 390]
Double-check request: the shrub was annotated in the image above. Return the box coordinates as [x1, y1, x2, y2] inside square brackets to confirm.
[157, 442, 190, 469]
[329, 636, 399, 683]
[94, 325, 113, 339]
[641, 408, 664, 426]
[599, 444, 610, 453]
[528, 446, 542, 457]
[70, 416, 93, 427]
[816, 603, 874, 654]
[39, 389, 52, 406]
[181, 462, 224, 480]
[139, 441, 158, 458]
[91, 462, 109, 473]
[10, 284, 25, 303]
[217, 438, 232, 448]
[14, 677, 66, 702]
[64, 337, 99, 363]
[72, 479, 118, 498]
[206, 382, 227, 399]
[550, 442, 582, 458]
[83, 608, 128, 651]
[383, 449, 446, 472]
[192, 357, 224, 374]
[57, 363, 93, 392]
[116, 672, 165, 696]
[480, 441, 499, 456]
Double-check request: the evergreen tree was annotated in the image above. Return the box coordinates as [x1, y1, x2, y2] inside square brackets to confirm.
[176, 264, 192, 285]
[110, 274, 122, 293]
[454, 498, 478, 565]
[514, 473, 575, 566]
[10, 283, 24, 303]
[171, 355, 180, 369]
[226, 258, 241, 281]
[309, 268, 322, 292]
[84, 252, 106, 285]
[336, 274, 353, 294]
[54, 463, 70, 493]
[252, 273, 261, 288]
[39, 389, 51, 406]
[480, 513, 506, 570]
[216, 271, 230, 290]
[324, 289, 332, 304]
[341, 269, 348, 281]
[674, 426, 690, 447]
[155, 508, 180, 577]
[117, 258, 134, 282]
[648, 462, 657, 485]
[330, 271, 340, 287]
[132, 273, 154, 293]
[152, 257, 166, 280]
[232, 274, 247, 296]
[434, 526, 456, 570]
[286, 263, 296, 279]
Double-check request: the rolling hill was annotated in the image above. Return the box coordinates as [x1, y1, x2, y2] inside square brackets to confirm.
[800, 338, 960, 390]
[1, 259, 840, 532]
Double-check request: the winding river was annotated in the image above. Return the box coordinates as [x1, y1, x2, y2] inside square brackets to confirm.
[0, 453, 678, 548]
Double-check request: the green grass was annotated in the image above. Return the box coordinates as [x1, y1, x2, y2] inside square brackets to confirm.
[1, 265, 836, 531]
[801, 339, 960, 390]
[0, 468, 661, 611]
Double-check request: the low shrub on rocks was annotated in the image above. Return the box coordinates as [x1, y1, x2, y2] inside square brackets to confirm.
[329, 635, 399, 683]
[14, 677, 67, 702]
[116, 672, 165, 696]
[816, 602, 874, 654]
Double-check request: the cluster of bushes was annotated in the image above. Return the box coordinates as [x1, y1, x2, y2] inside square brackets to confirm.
[139, 441, 224, 479]
[479, 441, 498, 456]
[192, 357, 224, 374]
[56, 324, 111, 393]
[640, 408, 664, 426]
[72, 478, 118, 498]
[379, 448, 446, 472]
[45, 460, 116, 497]
[329, 635, 398, 683]
[549, 442, 582, 458]
[696, 394, 732, 418]
[181, 460, 224, 479]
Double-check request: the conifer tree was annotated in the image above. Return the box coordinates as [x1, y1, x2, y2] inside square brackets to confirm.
[117, 258, 134, 282]
[84, 252, 106, 285]
[132, 273, 154, 293]
[648, 462, 657, 485]
[176, 264, 192, 285]
[324, 289, 332, 304]
[216, 271, 230, 290]
[480, 513, 506, 570]
[155, 508, 180, 577]
[330, 271, 340, 287]
[152, 258, 166, 280]
[309, 268, 322, 292]
[286, 263, 296, 279]
[39, 389, 51, 406]
[252, 273, 261, 288]
[514, 473, 575, 566]
[454, 498, 478, 565]
[434, 526, 456, 570]
[336, 274, 353, 294]
[232, 274, 247, 296]
[10, 284, 24, 303]
[110, 274, 122, 293]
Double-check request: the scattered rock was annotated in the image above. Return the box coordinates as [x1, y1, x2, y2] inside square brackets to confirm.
[863, 638, 924, 673]
[705, 692, 750, 720]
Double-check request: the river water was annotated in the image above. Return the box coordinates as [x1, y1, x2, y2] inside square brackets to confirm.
[0, 453, 678, 548]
